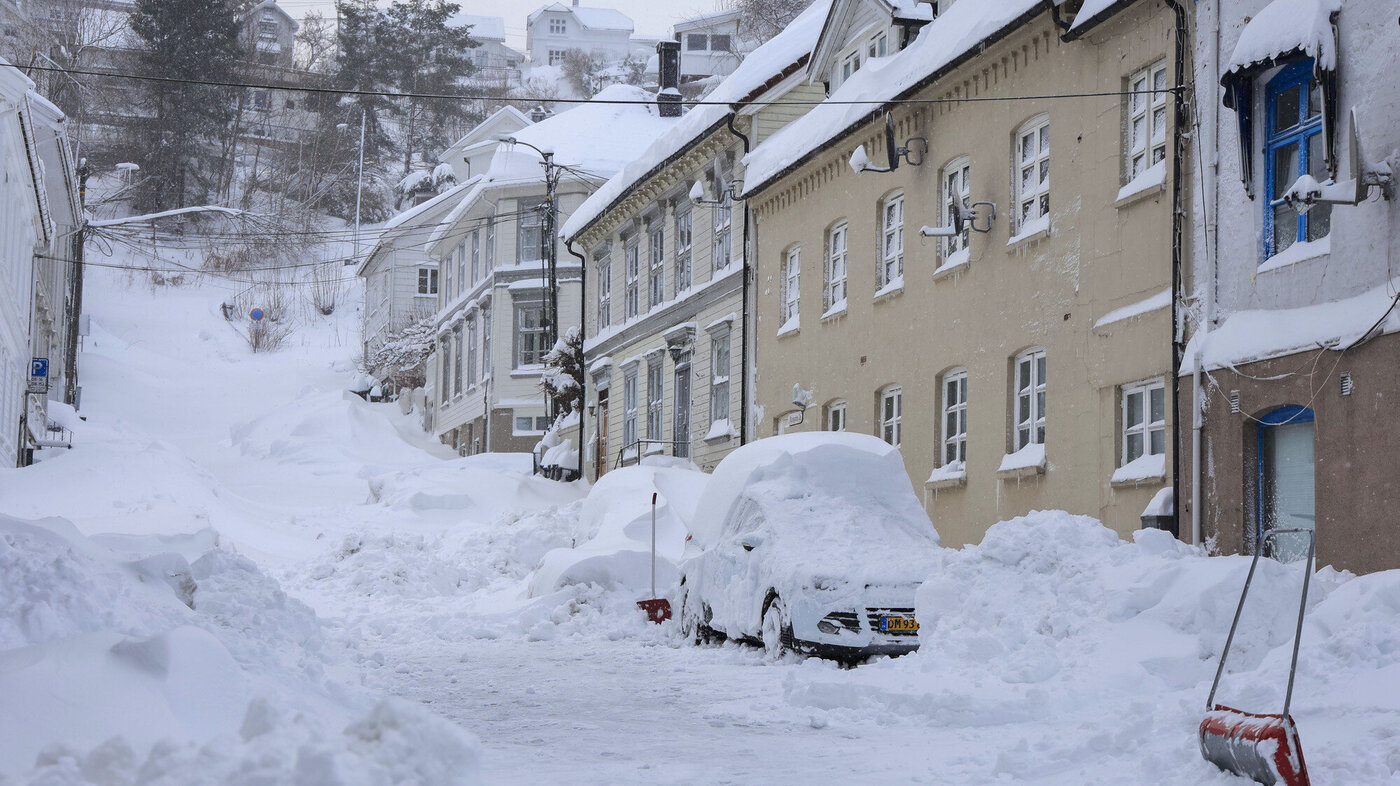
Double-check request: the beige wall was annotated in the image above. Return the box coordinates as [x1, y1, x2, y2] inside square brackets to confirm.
[749, 7, 1183, 547]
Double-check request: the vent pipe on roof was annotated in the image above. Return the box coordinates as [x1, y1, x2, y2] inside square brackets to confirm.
[656, 40, 682, 117]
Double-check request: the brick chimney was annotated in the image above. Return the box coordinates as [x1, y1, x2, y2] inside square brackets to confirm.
[656, 40, 681, 118]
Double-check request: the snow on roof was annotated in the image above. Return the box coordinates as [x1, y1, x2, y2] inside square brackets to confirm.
[1067, 0, 1125, 30]
[673, 8, 742, 32]
[383, 177, 479, 231]
[1223, 0, 1340, 76]
[451, 13, 506, 41]
[491, 83, 673, 180]
[1180, 276, 1400, 375]
[889, 0, 934, 22]
[561, 0, 832, 241]
[529, 3, 633, 33]
[743, 0, 1040, 195]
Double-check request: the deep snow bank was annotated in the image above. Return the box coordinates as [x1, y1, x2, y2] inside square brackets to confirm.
[781, 511, 1400, 784]
[0, 513, 481, 783]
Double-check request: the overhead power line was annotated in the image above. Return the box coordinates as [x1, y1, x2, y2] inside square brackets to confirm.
[16, 63, 1182, 108]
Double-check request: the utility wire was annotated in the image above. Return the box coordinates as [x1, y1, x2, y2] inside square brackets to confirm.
[16, 63, 1183, 107]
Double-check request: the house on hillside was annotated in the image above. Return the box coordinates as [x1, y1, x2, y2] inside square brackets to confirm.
[423, 84, 677, 458]
[673, 9, 750, 83]
[562, 5, 830, 479]
[357, 179, 480, 399]
[439, 105, 532, 183]
[240, 0, 295, 68]
[452, 13, 524, 89]
[1180, 0, 1400, 574]
[0, 57, 82, 466]
[525, 1, 634, 67]
[740, 0, 1186, 547]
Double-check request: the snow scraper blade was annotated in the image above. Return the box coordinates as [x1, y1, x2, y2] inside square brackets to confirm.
[1199, 528, 1315, 786]
[1199, 706, 1310, 786]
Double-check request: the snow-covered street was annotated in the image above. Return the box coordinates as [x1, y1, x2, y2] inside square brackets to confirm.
[3, 268, 1399, 785]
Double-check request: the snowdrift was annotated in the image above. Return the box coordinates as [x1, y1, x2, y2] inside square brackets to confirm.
[528, 462, 708, 597]
[782, 511, 1400, 784]
[0, 513, 481, 783]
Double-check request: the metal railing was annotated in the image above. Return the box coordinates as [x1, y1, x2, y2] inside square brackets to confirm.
[614, 439, 684, 469]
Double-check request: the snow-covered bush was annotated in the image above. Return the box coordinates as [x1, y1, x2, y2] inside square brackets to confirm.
[363, 316, 435, 390]
[540, 326, 583, 416]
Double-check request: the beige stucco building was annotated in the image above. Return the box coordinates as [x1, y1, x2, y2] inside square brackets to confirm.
[742, 0, 1188, 547]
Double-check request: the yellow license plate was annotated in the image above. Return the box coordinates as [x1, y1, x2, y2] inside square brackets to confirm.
[880, 617, 918, 633]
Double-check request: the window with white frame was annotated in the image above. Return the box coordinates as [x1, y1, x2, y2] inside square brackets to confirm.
[455, 239, 467, 296]
[841, 50, 860, 82]
[867, 31, 887, 59]
[480, 305, 491, 379]
[515, 302, 547, 367]
[452, 323, 464, 396]
[646, 359, 663, 440]
[466, 318, 478, 387]
[880, 192, 904, 288]
[548, 17, 565, 34]
[880, 386, 902, 447]
[443, 246, 455, 296]
[1122, 379, 1165, 464]
[417, 267, 438, 295]
[1014, 348, 1047, 449]
[1014, 115, 1051, 231]
[485, 216, 495, 271]
[710, 328, 731, 424]
[623, 368, 638, 449]
[942, 157, 971, 258]
[942, 368, 968, 464]
[624, 239, 640, 319]
[439, 337, 450, 403]
[826, 400, 846, 432]
[712, 179, 732, 272]
[470, 229, 481, 285]
[686, 33, 707, 50]
[596, 249, 612, 327]
[825, 222, 848, 311]
[674, 209, 692, 293]
[711, 34, 732, 52]
[1127, 61, 1168, 179]
[648, 225, 664, 308]
[781, 246, 800, 325]
[515, 415, 550, 432]
[518, 200, 546, 263]
[548, 49, 565, 66]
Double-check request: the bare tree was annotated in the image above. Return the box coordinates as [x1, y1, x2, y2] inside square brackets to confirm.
[294, 11, 336, 74]
[723, 0, 816, 42]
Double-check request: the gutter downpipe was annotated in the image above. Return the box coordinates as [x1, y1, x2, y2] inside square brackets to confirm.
[1166, 0, 1189, 542]
[567, 238, 587, 480]
[726, 113, 751, 445]
[1192, 0, 1222, 547]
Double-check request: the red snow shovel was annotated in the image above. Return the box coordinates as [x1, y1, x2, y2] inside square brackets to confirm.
[636, 492, 671, 624]
[1199, 528, 1315, 786]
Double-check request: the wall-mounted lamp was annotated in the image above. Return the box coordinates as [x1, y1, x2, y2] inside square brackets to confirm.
[849, 114, 928, 174]
[690, 178, 743, 205]
[1284, 108, 1394, 214]
[919, 201, 997, 237]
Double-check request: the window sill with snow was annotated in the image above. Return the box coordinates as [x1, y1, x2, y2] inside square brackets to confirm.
[703, 420, 736, 443]
[1114, 160, 1167, 209]
[776, 316, 800, 338]
[1110, 452, 1166, 486]
[996, 443, 1046, 480]
[873, 276, 904, 302]
[820, 299, 848, 323]
[925, 460, 967, 491]
[932, 248, 971, 281]
[1006, 215, 1051, 249]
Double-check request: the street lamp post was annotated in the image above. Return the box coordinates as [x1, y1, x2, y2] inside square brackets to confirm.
[502, 137, 561, 416]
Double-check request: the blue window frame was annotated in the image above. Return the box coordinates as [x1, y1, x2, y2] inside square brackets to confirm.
[1263, 59, 1331, 260]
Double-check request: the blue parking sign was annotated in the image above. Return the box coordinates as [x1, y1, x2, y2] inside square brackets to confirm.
[30, 358, 47, 378]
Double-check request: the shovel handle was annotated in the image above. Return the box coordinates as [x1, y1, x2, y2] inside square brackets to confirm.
[1206, 528, 1315, 718]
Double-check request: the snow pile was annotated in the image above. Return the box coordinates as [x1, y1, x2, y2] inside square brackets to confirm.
[0, 512, 482, 783]
[782, 511, 1400, 783]
[528, 462, 708, 596]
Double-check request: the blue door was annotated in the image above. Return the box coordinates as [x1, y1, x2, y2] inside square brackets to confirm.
[1257, 406, 1315, 561]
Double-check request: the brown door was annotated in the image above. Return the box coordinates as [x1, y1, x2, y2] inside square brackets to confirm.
[595, 389, 609, 478]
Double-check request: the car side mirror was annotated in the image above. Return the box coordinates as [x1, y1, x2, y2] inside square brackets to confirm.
[739, 534, 764, 552]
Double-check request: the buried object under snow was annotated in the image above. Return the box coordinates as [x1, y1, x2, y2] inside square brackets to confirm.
[1198, 529, 1315, 786]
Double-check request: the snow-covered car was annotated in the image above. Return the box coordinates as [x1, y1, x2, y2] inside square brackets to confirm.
[678, 432, 942, 661]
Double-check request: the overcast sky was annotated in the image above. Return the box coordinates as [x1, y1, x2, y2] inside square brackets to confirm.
[273, 0, 727, 50]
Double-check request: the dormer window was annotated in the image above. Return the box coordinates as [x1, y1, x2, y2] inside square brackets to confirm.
[549, 17, 566, 35]
[841, 50, 860, 82]
[867, 32, 887, 59]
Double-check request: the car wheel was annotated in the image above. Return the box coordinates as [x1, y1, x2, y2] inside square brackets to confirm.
[761, 595, 790, 660]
